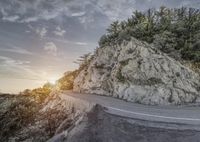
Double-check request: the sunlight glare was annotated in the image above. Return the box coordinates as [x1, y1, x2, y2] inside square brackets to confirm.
[49, 77, 57, 85]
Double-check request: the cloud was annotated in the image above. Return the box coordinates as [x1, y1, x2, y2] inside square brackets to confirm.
[0, 0, 66, 23]
[2, 15, 20, 22]
[0, 46, 32, 55]
[1, 8, 7, 16]
[36, 27, 47, 38]
[0, 56, 30, 69]
[53, 26, 66, 36]
[180, 1, 200, 8]
[71, 12, 85, 17]
[0, 0, 135, 25]
[27, 25, 47, 38]
[44, 37, 90, 46]
[44, 42, 57, 56]
[92, 0, 135, 20]
[75, 42, 88, 46]
[0, 56, 30, 66]
[0, 56, 38, 79]
[21, 17, 38, 23]
[0, 0, 199, 25]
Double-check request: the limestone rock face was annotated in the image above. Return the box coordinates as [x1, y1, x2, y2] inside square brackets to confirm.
[73, 38, 200, 105]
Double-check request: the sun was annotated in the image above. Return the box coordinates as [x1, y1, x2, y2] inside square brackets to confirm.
[49, 77, 57, 85]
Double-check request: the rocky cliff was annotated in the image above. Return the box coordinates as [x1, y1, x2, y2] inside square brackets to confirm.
[73, 38, 200, 105]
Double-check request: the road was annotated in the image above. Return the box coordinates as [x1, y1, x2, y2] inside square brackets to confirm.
[61, 91, 200, 129]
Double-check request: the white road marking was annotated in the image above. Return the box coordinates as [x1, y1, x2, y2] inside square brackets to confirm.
[107, 107, 200, 121]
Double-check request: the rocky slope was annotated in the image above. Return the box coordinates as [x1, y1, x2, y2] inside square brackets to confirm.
[73, 38, 200, 105]
[0, 92, 92, 142]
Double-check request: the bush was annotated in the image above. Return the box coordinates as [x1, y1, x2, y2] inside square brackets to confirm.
[31, 87, 51, 103]
[57, 70, 79, 90]
[153, 31, 177, 53]
[0, 95, 39, 141]
[38, 108, 70, 137]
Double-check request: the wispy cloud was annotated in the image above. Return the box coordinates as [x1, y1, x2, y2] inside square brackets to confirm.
[44, 42, 58, 56]
[2, 15, 20, 22]
[75, 42, 88, 46]
[0, 46, 32, 55]
[44, 37, 89, 46]
[36, 27, 47, 38]
[0, 8, 20, 22]
[53, 26, 66, 37]
[0, 56, 30, 66]
[0, 0, 135, 25]
[0, 0, 198, 26]
[0, 56, 38, 79]
[27, 24, 47, 38]
[71, 12, 85, 17]
[0, 55, 61, 82]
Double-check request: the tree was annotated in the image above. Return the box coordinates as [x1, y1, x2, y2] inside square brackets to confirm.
[43, 82, 54, 90]
[31, 87, 51, 103]
[153, 31, 178, 55]
[182, 41, 200, 62]
[132, 10, 145, 25]
[21, 89, 31, 95]
[99, 34, 110, 47]
[107, 21, 120, 35]
[74, 53, 93, 70]
[97, 6, 200, 65]
[57, 70, 79, 90]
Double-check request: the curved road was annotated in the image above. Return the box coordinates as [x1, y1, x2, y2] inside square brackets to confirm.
[61, 91, 200, 129]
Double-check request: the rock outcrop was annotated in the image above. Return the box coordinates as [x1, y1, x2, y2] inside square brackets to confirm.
[73, 38, 200, 105]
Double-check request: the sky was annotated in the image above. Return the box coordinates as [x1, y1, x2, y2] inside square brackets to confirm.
[0, 0, 199, 93]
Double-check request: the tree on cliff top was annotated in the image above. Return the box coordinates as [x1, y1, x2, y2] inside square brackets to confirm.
[99, 7, 200, 63]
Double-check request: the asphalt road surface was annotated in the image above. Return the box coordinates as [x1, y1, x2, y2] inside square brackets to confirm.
[61, 91, 200, 130]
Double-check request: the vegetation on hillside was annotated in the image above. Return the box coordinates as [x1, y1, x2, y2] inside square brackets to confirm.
[99, 7, 200, 62]
[0, 83, 72, 141]
[0, 94, 38, 141]
[0, 83, 53, 141]
[0, 52, 92, 141]
[57, 70, 80, 90]
[57, 53, 94, 90]
[21, 82, 53, 103]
